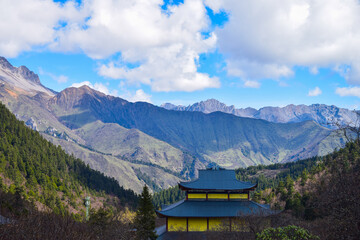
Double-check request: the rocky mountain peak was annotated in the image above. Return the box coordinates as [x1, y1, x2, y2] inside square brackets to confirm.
[0, 57, 40, 84]
[203, 98, 232, 109]
[78, 84, 96, 93]
[17, 66, 40, 84]
[0, 56, 14, 70]
[161, 102, 178, 110]
[66, 85, 105, 98]
[161, 99, 357, 128]
[50, 85, 109, 111]
[0, 56, 55, 96]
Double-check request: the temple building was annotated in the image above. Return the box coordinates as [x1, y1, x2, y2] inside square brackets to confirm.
[156, 168, 278, 232]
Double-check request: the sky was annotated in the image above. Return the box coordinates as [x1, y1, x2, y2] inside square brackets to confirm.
[1, 0, 360, 109]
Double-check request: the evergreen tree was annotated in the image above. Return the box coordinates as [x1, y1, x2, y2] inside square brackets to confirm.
[300, 169, 309, 186]
[134, 185, 157, 240]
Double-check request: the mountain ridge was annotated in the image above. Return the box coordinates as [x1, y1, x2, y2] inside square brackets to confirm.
[0, 56, 56, 96]
[161, 99, 357, 128]
[49, 86, 342, 167]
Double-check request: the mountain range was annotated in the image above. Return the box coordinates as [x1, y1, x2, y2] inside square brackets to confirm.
[161, 99, 357, 128]
[0, 56, 346, 193]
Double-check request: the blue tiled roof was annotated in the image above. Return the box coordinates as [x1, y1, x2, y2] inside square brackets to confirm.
[179, 169, 256, 190]
[157, 200, 279, 217]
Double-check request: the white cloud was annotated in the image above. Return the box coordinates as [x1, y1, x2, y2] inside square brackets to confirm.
[244, 80, 260, 88]
[56, 75, 68, 83]
[121, 89, 152, 103]
[309, 66, 319, 75]
[308, 86, 322, 96]
[39, 68, 68, 83]
[0, 0, 218, 92]
[70, 81, 118, 96]
[206, 0, 360, 85]
[336, 86, 360, 98]
[0, 0, 80, 57]
[55, 0, 220, 92]
[5, 0, 360, 92]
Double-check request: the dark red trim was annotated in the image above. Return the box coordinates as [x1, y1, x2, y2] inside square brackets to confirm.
[166, 217, 168, 232]
[207, 217, 209, 231]
[186, 217, 188, 232]
[186, 191, 188, 200]
[206, 193, 208, 201]
[227, 192, 230, 201]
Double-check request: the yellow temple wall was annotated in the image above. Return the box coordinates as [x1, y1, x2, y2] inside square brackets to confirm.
[187, 193, 249, 200]
[229, 193, 248, 199]
[168, 217, 187, 232]
[187, 193, 207, 199]
[207, 193, 228, 199]
[188, 218, 207, 231]
[168, 217, 251, 232]
[209, 218, 230, 231]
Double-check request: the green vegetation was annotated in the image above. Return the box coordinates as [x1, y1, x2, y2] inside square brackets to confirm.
[246, 140, 360, 239]
[134, 185, 157, 240]
[235, 156, 323, 204]
[256, 225, 319, 240]
[152, 185, 185, 209]
[0, 102, 138, 217]
[133, 169, 161, 192]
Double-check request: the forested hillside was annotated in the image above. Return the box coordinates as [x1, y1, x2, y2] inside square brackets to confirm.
[154, 142, 360, 238]
[258, 141, 360, 239]
[0, 102, 138, 218]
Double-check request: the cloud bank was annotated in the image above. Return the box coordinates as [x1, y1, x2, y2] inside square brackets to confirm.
[2, 0, 360, 92]
[206, 0, 360, 86]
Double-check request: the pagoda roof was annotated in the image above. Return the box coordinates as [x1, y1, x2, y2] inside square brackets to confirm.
[156, 200, 279, 218]
[179, 169, 257, 191]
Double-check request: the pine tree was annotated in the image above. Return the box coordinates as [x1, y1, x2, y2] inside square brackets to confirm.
[134, 185, 157, 240]
[300, 169, 308, 186]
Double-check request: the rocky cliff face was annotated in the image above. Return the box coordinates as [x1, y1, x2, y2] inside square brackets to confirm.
[0, 57, 40, 84]
[0, 56, 54, 96]
[162, 99, 357, 128]
[17, 65, 41, 84]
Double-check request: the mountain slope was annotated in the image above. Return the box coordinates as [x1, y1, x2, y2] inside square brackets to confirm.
[0, 102, 138, 216]
[0, 57, 194, 193]
[74, 121, 198, 173]
[50, 86, 344, 168]
[161, 99, 357, 128]
[42, 133, 184, 192]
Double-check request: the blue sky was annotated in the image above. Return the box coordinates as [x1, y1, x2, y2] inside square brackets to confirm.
[2, 0, 360, 109]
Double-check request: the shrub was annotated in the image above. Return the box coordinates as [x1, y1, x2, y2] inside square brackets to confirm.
[256, 225, 319, 240]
